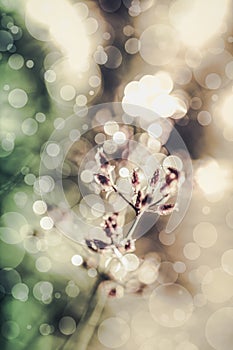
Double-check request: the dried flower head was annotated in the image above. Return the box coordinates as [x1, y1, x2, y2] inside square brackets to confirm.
[86, 147, 182, 256]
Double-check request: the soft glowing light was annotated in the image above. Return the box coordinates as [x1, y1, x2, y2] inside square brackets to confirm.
[149, 284, 193, 327]
[197, 111, 212, 126]
[98, 317, 130, 348]
[121, 254, 140, 272]
[122, 72, 187, 119]
[138, 261, 158, 284]
[60, 85, 76, 101]
[8, 89, 28, 109]
[26, 0, 90, 70]
[104, 121, 119, 135]
[148, 123, 162, 138]
[36, 256, 51, 272]
[221, 94, 233, 128]
[33, 200, 47, 215]
[151, 94, 177, 118]
[119, 167, 130, 178]
[196, 160, 228, 197]
[40, 216, 54, 230]
[222, 249, 233, 275]
[71, 254, 83, 266]
[113, 131, 126, 144]
[193, 222, 218, 248]
[206, 307, 233, 350]
[139, 24, 179, 65]
[202, 268, 233, 303]
[183, 242, 201, 260]
[169, 0, 229, 48]
[59, 316, 76, 335]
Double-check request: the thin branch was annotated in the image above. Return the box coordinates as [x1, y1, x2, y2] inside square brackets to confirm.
[112, 245, 123, 259]
[125, 212, 143, 240]
[58, 275, 105, 350]
[111, 185, 139, 215]
[148, 194, 169, 209]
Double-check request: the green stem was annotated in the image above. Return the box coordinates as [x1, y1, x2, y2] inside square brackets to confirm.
[58, 275, 106, 350]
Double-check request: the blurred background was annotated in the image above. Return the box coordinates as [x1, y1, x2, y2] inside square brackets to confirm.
[0, 0, 233, 349]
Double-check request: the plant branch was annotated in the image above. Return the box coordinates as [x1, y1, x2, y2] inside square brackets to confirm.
[148, 194, 169, 209]
[125, 212, 142, 240]
[58, 275, 105, 350]
[112, 185, 138, 215]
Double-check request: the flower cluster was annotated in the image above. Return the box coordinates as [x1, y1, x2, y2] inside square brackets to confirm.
[81, 246, 162, 298]
[85, 147, 181, 254]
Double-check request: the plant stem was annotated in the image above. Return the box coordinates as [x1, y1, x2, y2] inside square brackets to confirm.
[125, 212, 142, 240]
[112, 185, 138, 215]
[58, 275, 106, 350]
[125, 195, 168, 240]
[148, 194, 168, 209]
[112, 245, 123, 259]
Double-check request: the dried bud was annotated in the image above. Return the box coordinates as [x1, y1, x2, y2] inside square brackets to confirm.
[150, 169, 160, 187]
[135, 190, 142, 209]
[85, 239, 98, 252]
[124, 239, 135, 252]
[141, 194, 152, 206]
[118, 239, 136, 254]
[134, 191, 153, 213]
[101, 281, 124, 298]
[160, 168, 179, 196]
[165, 167, 179, 185]
[94, 173, 111, 190]
[95, 147, 109, 168]
[109, 288, 117, 297]
[85, 239, 108, 252]
[158, 203, 175, 215]
[102, 213, 119, 237]
[131, 169, 140, 192]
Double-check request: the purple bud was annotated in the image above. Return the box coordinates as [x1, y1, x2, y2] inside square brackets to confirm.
[118, 239, 136, 254]
[158, 203, 175, 215]
[95, 148, 110, 169]
[85, 239, 98, 252]
[142, 194, 152, 206]
[93, 239, 108, 249]
[103, 213, 119, 237]
[124, 239, 135, 252]
[150, 169, 160, 187]
[135, 190, 142, 209]
[85, 239, 109, 251]
[165, 167, 179, 185]
[104, 224, 112, 237]
[132, 169, 140, 190]
[94, 173, 111, 187]
[108, 288, 117, 297]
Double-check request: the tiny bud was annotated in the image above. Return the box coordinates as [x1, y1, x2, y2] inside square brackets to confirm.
[135, 190, 142, 209]
[150, 169, 160, 187]
[94, 173, 111, 189]
[109, 288, 117, 297]
[158, 203, 175, 215]
[95, 147, 109, 168]
[142, 194, 152, 206]
[131, 169, 140, 191]
[102, 213, 119, 237]
[124, 239, 135, 252]
[85, 239, 108, 252]
[119, 239, 136, 253]
[101, 281, 124, 298]
[165, 167, 179, 185]
[85, 239, 98, 252]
